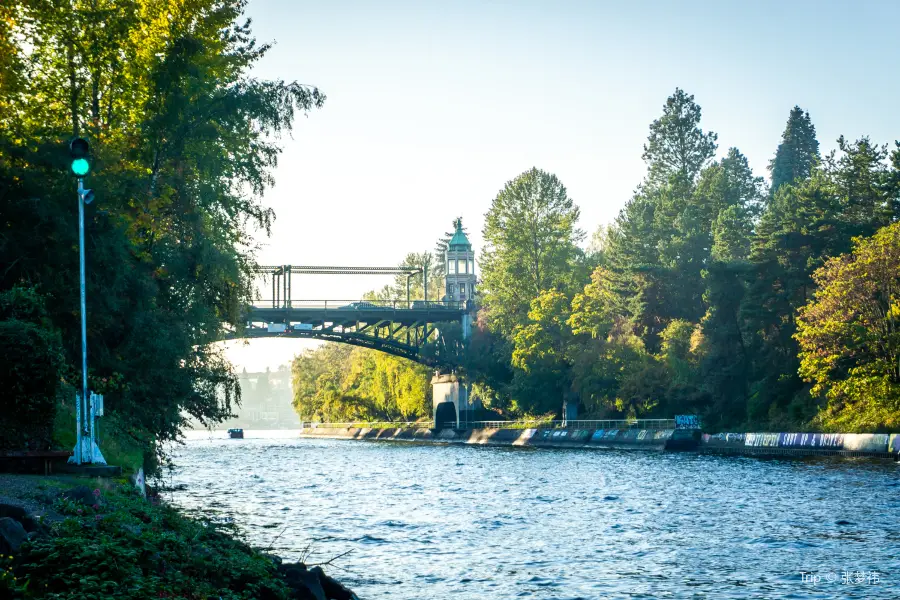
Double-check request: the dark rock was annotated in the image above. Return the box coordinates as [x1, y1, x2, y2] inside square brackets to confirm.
[61, 485, 99, 506]
[20, 514, 43, 533]
[310, 566, 359, 600]
[262, 552, 283, 566]
[278, 562, 326, 600]
[0, 503, 28, 522]
[145, 484, 160, 501]
[0, 503, 41, 533]
[0, 517, 28, 553]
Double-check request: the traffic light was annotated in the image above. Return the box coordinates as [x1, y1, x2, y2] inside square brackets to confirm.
[69, 137, 91, 177]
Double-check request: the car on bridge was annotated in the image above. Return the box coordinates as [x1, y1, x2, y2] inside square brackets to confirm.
[338, 301, 389, 310]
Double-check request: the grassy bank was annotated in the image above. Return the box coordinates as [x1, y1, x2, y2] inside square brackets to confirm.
[0, 476, 357, 599]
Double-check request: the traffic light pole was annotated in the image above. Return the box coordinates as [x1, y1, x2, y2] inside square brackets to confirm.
[70, 177, 105, 465]
[77, 178, 88, 463]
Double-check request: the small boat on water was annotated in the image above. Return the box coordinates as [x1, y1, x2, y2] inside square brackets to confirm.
[227, 428, 244, 439]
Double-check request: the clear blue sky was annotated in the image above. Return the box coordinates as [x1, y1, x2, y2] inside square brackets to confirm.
[225, 0, 900, 370]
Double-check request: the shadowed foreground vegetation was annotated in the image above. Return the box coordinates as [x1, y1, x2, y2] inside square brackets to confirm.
[0, 476, 356, 599]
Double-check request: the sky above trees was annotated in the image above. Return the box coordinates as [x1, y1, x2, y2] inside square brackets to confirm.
[227, 0, 900, 370]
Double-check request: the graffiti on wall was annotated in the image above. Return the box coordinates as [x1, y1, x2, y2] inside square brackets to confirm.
[730, 432, 892, 452]
[745, 433, 780, 447]
[654, 429, 674, 441]
[675, 415, 701, 430]
[777, 433, 844, 448]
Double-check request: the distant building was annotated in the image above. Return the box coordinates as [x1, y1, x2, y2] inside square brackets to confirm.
[215, 365, 300, 430]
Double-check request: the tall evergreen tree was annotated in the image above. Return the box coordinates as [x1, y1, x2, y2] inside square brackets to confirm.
[606, 90, 720, 349]
[769, 106, 820, 194]
[698, 261, 751, 427]
[642, 88, 718, 188]
[831, 136, 893, 238]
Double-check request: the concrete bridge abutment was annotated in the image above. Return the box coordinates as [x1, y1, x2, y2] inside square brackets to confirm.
[432, 372, 480, 429]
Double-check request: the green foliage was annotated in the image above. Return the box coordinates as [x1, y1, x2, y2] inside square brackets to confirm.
[699, 262, 750, 427]
[6, 484, 293, 599]
[769, 106, 820, 194]
[0, 287, 64, 451]
[796, 223, 900, 431]
[288, 87, 900, 433]
[568, 267, 619, 339]
[1, 1, 322, 468]
[52, 400, 147, 473]
[480, 167, 585, 337]
[642, 87, 717, 188]
[467, 91, 900, 430]
[511, 289, 574, 414]
[292, 344, 432, 422]
[363, 251, 445, 304]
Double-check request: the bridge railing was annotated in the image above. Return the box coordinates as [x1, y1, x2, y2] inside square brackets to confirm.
[250, 299, 466, 310]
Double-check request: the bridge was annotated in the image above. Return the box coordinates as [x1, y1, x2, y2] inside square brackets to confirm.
[242, 296, 469, 368]
[229, 219, 482, 426]
[236, 222, 479, 368]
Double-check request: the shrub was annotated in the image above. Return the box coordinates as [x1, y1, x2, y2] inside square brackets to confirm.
[0, 320, 64, 451]
[7, 484, 292, 599]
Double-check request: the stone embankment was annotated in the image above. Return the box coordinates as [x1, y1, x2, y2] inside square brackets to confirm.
[300, 426, 900, 459]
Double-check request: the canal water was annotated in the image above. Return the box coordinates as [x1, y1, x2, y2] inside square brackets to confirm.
[166, 431, 900, 599]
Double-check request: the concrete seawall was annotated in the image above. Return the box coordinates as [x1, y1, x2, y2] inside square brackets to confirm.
[300, 427, 900, 459]
[699, 432, 900, 459]
[300, 426, 684, 451]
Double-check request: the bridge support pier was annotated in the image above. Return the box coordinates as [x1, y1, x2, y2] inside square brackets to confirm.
[432, 372, 479, 429]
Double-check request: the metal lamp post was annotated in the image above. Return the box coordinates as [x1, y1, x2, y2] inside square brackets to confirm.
[68, 138, 105, 465]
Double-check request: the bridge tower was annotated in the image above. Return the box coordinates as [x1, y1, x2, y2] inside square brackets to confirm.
[444, 217, 476, 339]
[433, 218, 479, 429]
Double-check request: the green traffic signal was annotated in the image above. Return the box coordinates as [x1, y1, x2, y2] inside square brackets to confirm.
[69, 137, 91, 177]
[71, 157, 90, 176]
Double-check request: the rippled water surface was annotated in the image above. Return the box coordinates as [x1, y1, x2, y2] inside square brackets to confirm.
[166, 432, 900, 599]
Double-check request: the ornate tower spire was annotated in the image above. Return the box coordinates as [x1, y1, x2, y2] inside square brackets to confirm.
[444, 217, 475, 304]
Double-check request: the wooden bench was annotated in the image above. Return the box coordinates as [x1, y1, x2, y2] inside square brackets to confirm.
[0, 450, 74, 475]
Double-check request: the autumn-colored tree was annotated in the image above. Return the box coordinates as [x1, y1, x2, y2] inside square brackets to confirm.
[796, 223, 900, 431]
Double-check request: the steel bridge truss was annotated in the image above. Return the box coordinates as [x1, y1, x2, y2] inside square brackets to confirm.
[254, 264, 434, 309]
[239, 265, 466, 367]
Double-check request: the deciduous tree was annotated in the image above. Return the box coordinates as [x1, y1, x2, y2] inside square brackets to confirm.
[796, 223, 900, 431]
[479, 168, 584, 337]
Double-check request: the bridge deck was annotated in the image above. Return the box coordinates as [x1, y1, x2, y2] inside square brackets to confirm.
[232, 300, 469, 366]
[247, 301, 466, 328]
